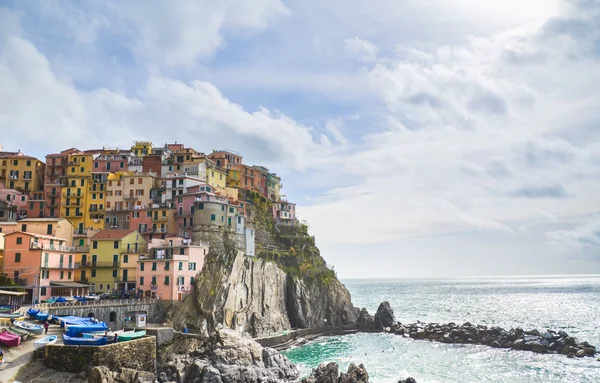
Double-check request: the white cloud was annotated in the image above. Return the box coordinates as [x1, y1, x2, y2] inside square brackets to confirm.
[343, 37, 379, 62]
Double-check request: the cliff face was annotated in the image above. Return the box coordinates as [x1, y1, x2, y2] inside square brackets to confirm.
[170, 249, 357, 337]
[170, 190, 357, 337]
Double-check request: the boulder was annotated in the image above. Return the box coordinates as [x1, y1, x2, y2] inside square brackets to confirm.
[339, 363, 369, 383]
[88, 366, 117, 383]
[302, 362, 339, 383]
[398, 378, 418, 383]
[374, 302, 396, 330]
[357, 308, 375, 330]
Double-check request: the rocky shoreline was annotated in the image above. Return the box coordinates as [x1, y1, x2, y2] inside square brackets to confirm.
[356, 301, 598, 358]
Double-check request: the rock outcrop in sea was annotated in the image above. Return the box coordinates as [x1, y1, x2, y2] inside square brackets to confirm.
[158, 327, 299, 383]
[389, 321, 597, 358]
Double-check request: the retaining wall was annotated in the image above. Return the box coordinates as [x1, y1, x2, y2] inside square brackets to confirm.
[43, 336, 156, 373]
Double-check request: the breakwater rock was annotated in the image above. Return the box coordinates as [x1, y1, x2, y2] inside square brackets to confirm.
[158, 327, 299, 383]
[387, 321, 597, 358]
[301, 363, 418, 383]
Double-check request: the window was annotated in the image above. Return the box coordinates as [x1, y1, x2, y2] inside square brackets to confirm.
[91, 270, 97, 277]
[162, 210, 166, 217]
[94, 162, 99, 168]
[81, 157, 85, 162]
[41, 287, 47, 296]
[81, 179, 85, 186]
[140, 262, 144, 271]
[47, 224, 52, 235]
[190, 277, 195, 285]
[26, 160, 31, 166]
[113, 240, 119, 249]
[198, 203, 204, 210]
[146, 211, 152, 218]
[229, 207, 234, 213]
[151, 276, 156, 285]
[165, 262, 170, 271]
[178, 262, 183, 271]
[15, 253, 21, 263]
[16, 237, 22, 245]
[152, 262, 157, 271]
[123, 254, 128, 263]
[60, 271, 64, 279]
[138, 178, 142, 184]
[120, 162, 124, 168]
[68, 271, 72, 279]
[80, 167, 84, 172]
[140, 277, 144, 285]
[92, 241, 98, 249]
[92, 193, 96, 200]
[109, 312, 117, 322]
[164, 276, 170, 285]
[112, 269, 118, 278]
[221, 205, 225, 211]
[210, 214, 216, 221]
[100, 284, 103, 290]
[21, 224, 27, 232]
[13, 159, 18, 165]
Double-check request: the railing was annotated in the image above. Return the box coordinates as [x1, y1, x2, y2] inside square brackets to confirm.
[35, 298, 157, 311]
[122, 245, 147, 254]
[74, 229, 88, 235]
[42, 264, 79, 270]
[75, 261, 120, 268]
[30, 242, 83, 252]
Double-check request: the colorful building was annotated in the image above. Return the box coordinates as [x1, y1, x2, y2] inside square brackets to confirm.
[137, 236, 207, 301]
[0, 153, 45, 192]
[2, 231, 89, 301]
[131, 141, 154, 157]
[272, 200, 297, 224]
[86, 229, 147, 293]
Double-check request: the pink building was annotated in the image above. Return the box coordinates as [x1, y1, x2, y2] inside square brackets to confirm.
[272, 200, 297, 225]
[3, 231, 89, 301]
[137, 236, 207, 301]
[0, 189, 28, 218]
[92, 152, 131, 173]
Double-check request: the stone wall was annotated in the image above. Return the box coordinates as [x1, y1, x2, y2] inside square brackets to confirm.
[47, 302, 164, 330]
[145, 327, 174, 347]
[44, 336, 156, 373]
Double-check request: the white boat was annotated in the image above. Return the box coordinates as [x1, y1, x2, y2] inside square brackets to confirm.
[34, 335, 57, 349]
[85, 294, 101, 301]
[82, 329, 125, 341]
[13, 321, 44, 335]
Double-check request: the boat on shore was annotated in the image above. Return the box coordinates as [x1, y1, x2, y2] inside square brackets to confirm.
[7, 327, 29, 341]
[0, 313, 22, 319]
[0, 329, 21, 346]
[0, 305, 15, 313]
[117, 329, 146, 342]
[13, 321, 44, 335]
[66, 323, 108, 337]
[27, 308, 40, 319]
[62, 334, 107, 346]
[35, 312, 52, 322]
[34, 335, 57, 349]
[83, 330, 124, 341]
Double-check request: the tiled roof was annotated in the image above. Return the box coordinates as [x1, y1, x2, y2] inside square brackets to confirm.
[91, 229, 136, 240]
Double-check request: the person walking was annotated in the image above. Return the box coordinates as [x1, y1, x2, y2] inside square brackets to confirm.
[44, 320, 50, 334]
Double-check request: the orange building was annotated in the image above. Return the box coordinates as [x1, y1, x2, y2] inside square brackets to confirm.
[2, 232, 89, 301]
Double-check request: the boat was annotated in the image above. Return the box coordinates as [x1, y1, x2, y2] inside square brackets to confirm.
[62, 334, 107, 346]
[66, 323, 108, 337]
[0, 330, 21, 346]
[34, 335, 57, 349]
[27, 308, 40, 319]
[74, 296, 87, 302]
[85, 294, 100, 301]
[36, 312, 52, 322]
[7, 327, 29, 341]
[0, 312, 23, 319]
[0, 305, 14, 313]
[55, 297, 67, 303]
[83, 330, 124, 341]
[117, 330, 146, 342]
[43, 298, 56, 304]
[13, 320, 44, 335]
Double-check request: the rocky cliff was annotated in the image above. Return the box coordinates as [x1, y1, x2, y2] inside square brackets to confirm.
[170, 191, 357, 337]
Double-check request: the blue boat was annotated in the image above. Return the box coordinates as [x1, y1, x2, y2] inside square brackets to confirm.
[74, 296, 87, 302]
[58, 316, 97, 328]
[62, 334, 108, 346]
[34, 335, 57, 349]
[66, 323, 108, 337]
[36, 312, 52, 322]
[27, 308, 40, 319]
[55, 297, 67, 303]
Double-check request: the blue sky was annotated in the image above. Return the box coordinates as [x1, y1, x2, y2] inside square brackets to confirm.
[1, 0, 599, 278]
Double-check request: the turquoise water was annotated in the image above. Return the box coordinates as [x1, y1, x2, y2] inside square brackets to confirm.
[282, 275, 600, 382]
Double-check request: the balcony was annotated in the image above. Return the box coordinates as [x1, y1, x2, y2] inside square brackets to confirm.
[153, 216, 168, 222]
[114, 278, 135, 283]
[30, 242, 83, 252]
[62, 201, 81, 207]
[124, 195, 137, 200]
[74, 229, 88, 235]
[76, 261, 120, 268]
[122, 244, 148, 253]
[151, 228, 167, 233]
[41, 264, 79, 270]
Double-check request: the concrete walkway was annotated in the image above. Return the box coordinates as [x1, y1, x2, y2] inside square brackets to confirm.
[0, 315, 63, 383]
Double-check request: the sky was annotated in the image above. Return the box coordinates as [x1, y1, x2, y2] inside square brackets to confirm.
[0, 0, 599, 278]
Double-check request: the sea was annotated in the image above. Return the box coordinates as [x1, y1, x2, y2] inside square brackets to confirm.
[282, 275, 600, 383]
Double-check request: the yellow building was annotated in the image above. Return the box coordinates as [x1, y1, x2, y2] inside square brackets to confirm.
[206, 162, 227, 189]
[226, 168, 241, 188]
[87, 229, 147, 293]
[150, 207, 176, 235]
[62, 153, 94, 231]
[131, 141, 154, 157]
[0, 154, 45, 192]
